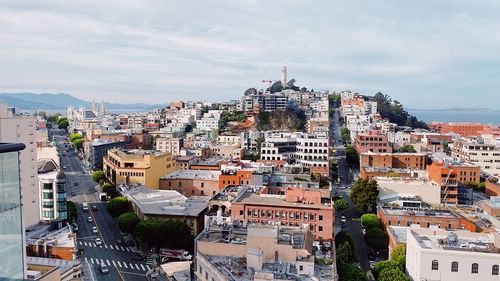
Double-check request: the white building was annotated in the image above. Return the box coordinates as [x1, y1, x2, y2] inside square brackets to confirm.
[406, 228, 500, 281]
[0, 104, 40, 227]
[37, 160, 67, 222]
[451, 137, 500, 176]
[376, 176, 441, 205]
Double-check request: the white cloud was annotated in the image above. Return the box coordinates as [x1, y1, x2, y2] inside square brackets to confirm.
[0, 0, 499, 107]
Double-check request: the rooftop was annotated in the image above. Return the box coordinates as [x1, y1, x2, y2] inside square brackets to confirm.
[381, 206, 457, 218]
[27, 256, 80, 274]
[161, 169, 220, 180]
[410, 228, 500, 254]
[235, 190, 332, 209]
[110, 148, 165, 158]
[125, 185, 209, 217]
[26, 225, 76, 249]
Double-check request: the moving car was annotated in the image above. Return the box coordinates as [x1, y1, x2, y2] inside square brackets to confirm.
[95, 238, 102, 246]
[92, 205, 98, 211]
[87, 216, 93, 223]
[92, 226, 98, 233]
[82, 203, 89, 212]
[99, 263, 109, 274]
[341, 216, 347, 224]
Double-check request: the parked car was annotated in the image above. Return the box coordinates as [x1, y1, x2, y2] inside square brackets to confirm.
[87, 216, 93, 223]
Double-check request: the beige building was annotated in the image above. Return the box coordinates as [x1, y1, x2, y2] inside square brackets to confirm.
[376, 176, 442, 205]
[26, 257, 81, 281]
[156, 137, 183, 156]
[195, 224, 326, 281]
[103, 148, 178, 189]
[0, 104, 39, 227]
[217, 135, 241, 146]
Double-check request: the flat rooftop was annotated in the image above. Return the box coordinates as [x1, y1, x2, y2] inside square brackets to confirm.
[410, 228, 500, 254]
[235, 191, 332, 209]
[381, 207, 457, 218]
[26, 225, 75, 248]
[126, 186, 209, 216]
[161, 169, 220, 180]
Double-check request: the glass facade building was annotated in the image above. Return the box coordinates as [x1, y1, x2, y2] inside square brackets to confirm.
[0, 143, 26, 280]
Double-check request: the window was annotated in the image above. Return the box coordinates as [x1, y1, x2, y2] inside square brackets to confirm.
[240, 210, 243, 216]
[319, 226, 323, 231]
[319, 215, 323, 221]
[299, 265, 303, 271]
[432, 260, 439, 271]
[492, 265, 499, 275]
[472, 263, 478, 274]
[451, 261, 458, 272]
[201, 182, 204, 188]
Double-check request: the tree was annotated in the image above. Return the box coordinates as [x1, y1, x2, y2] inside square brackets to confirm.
[91, 170, 105, 183]
[135, 219, 193, 251]
[360, 213, 381, 229]
[340, 128, 350, 142]
[67, 201, 77, 222]
[400, 145, 416, 153]
[350, 179, 379, 214]
[373, 92, 428, 129]
[244, 87, 258, 96]
[71, 138, 84, 151]
[378, 268, 408, 281]
[334, 231, 354, 249]
[334, 199, 348, 214]
[117, 212, 140, 234]
[345, 145, 358, 167]
[337, 263, 367, 281]
[336, 242, 355, 265]
[464, 181, 485, 192]
[57, 119, 69, 130]
[69, 133, 83, 142]
[269, 81, 283, 93]
[365, 227, 387, 251]
[107, 197, 131, 217]
[102, 183, 116, 197]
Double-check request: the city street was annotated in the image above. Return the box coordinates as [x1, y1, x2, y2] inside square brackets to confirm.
[54, 135, 149, 281]
[329, 109, 371, 272]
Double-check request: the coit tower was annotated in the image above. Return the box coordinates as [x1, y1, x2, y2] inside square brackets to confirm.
[281, 66, 287, 86]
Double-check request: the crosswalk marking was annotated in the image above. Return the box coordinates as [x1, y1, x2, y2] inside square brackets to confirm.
[104, 245, 108, 249]
[135, 264, 140, 270]
[129, 263, 134, 269]
[140, 264, 145, 271]
[126, 247, 131, 252]
[84, 257, 88, 263]
[106, 260, 111, 266]
[146, 265, 151, 271]
[84, 242, 88, 247]
[109, 245, 114, 250]
[117, 261, 122, 267]
[112, 261, 116, 267]
[123, 262, 128, 269]
[90, 258, 94, 264]
[101, 259, 105, 265]
[120, 246, 125, 251]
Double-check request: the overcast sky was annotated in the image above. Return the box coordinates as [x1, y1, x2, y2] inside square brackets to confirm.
[1, 0, 499, 108]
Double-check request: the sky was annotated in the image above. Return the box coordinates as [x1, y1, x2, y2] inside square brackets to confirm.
[1, 0, 500, 109]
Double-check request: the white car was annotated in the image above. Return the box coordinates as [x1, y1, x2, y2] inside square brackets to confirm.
[95, 238, 102, 246]
[92, 226, 98, 234]
[87, 216, 93, 223]
[341, 216, 347, 223]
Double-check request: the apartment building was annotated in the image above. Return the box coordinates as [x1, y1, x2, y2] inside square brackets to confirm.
[209, 144, 243, 159]
[486, 177, 500, 196]
[451, 137, 500, 176]
[87, 138, 128, 170]
[406, 228, 500, 281]
[353, 131, 393, 154]
[103, 148, 178, 188]
[218, 169, 253, 189]
[0, 143, 26, 279]
[37, 160, 67, 222]
[243, 93, 289, 114]
[359, 152, 427, 179]
[377, 206, 476, 232]
[217, 135, 241, 146]
[160, 169, 220, 197]
[427, 162, 480, 204]
[0, 104, 39, 228]
[230, 187, 334, 240]
[195, 224, 319, 281]
[156, 137, 183, 156]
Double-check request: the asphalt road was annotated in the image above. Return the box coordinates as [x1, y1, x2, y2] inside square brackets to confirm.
[329, 109, 371, 272]
[54, 134, 149, 281]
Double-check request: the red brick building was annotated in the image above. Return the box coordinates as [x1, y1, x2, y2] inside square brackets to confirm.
[231, 187, 334, 240]
[427, 162, 480, 204]
[359, 152, 427, 179]
[354, 131, 393, 154]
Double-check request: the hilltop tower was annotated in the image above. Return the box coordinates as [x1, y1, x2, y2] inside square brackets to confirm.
[281, 66, 287, 86]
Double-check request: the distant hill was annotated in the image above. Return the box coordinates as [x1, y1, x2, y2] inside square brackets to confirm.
[0, 93, 165, 110]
